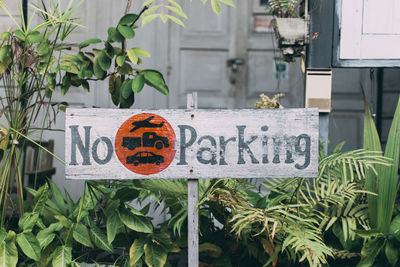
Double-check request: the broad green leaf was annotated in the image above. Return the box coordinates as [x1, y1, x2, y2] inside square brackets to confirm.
[98, 50, 112, 71]
[107, 210, 122, 244]
[18, 212, 39, 231]
[27, 31, 42, 43]
[116, 55, 126, 67]
[121, 79, 133, 99]
[82, 80, 90, 92]
[32, 184, 49, 214]
[143, 70, 169, 95]
[117, 62, 134, 75]
[13, 29, 25, 40]
[132, 48, 151, 58]
[363, 98, 382, 228]
[120, 89, 135, 108]
[79, 38, 101, 50]
[385, 241, 399, 266]
[0, 231, 18, 267]
[88, 220, 113, 252]
[55, 215, 73, 228]
[0, 45, 10, 62]
[378, 97, 400, 233]
[357, 236, 385, 267]
[144, 242, 167, 267]
[132, 74, 145, 93]
[51, 246, 72, 267]
[127, 49, 139, 64]
[117, 24, 135, 39]
[130, 238, 146, 266]
[109, 75, 121, 106]
[73, 224, 94, 248]
[390, 214, 400, 241]
[94, 58, 106, 79]
[61, 54, 80, 63]
[60, 61, 79, 74]
[108, 27, 124, 43]
[37, 230, 56, 249]
[211, 0, 221, 14]
[0, 32, 10, 40]
[119, 207, 153, 233]
[16, 232, 40, 261]
[353, 229, 383, 239]
[119, 13, 139, 26]
[37, 42, 49, 56]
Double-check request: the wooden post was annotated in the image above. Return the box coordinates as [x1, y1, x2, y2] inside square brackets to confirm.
[187, 93, 199, 267]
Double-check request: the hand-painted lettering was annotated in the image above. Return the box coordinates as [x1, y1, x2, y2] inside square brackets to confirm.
[70, 125, 91, 165]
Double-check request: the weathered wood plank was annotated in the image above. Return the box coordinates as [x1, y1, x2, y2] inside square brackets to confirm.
[65, 108, 319, 179]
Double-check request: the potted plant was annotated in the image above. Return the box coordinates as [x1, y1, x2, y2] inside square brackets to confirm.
[267, 0, 308, 62]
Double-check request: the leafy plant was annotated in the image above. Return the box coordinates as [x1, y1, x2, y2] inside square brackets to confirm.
[267, 0, 302, 18]
[199, 144, 391, 267]
[356, 96, 400, 266]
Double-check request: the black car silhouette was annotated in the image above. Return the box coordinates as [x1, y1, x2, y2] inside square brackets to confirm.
[122, 132, 169, 151]
[126, 151, 164, 166]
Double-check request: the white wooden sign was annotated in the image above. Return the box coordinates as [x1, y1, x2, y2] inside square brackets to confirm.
[65, 108, 319, 179]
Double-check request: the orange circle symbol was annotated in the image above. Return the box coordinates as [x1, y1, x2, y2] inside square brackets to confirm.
[115, 113, 176, 175]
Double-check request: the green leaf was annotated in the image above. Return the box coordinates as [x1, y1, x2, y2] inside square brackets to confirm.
[116, 55, 126, 67]
[143, 70, 169, 95]
[117, 24, 135, 39]
[73, 224, 94, 248]
[0, 45, 10, 62]
[121, 79, 133, 99]
[79, 38, 102, 50]
[385, 241, 399, 266]
[120, 89, 135, 108]
[0, 231, 18, 267]
[144, 242, 167, 267]
[82, 80, 90, 92]
[108, 27, 124, 43]
[16, 232, 41, 261]
[363, 97, 382, 228]
[98, 50, 112, 71]
[18, 212, 39, 231]
[107, 210, 122, 244]
[32, 184, 50, 214]
[378, 97, 400, 234]
[132, 74, 145, 93]
[127, 49, 139, 65]
[51, 246, 72, 267]
[0, 32, 10, 40]
[55, 215, 73, 228]
[130, 238, 146, 266]
[94, 58, 106, 79]
[117, 62, 133, 75]
[37, 229, 56, 249]
[27, 31, 42, 43]
[119, 207, 153, 233]
[88, 220, 113, 252]
[141, 14, 159, 26]
[357, 236, 385, 267]
[353, 229, 383, 239]
[13, 29, 25, 40]
[390, 214, 400, 240]
[0, 229, 6, 243]
[37, 42, 49, 56]
[109, 75, 121, 106]
[119, 13, 139, 26]
[211, 0, 222, 14]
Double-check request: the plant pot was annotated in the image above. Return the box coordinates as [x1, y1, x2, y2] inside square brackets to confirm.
[272, 17, 307, 62]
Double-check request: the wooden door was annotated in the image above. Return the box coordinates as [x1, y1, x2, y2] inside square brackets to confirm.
[168, 0, 305, 109]
[338, 0, 400, 65]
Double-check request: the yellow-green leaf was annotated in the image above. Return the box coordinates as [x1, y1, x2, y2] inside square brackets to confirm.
[130, 238, 146, 266]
